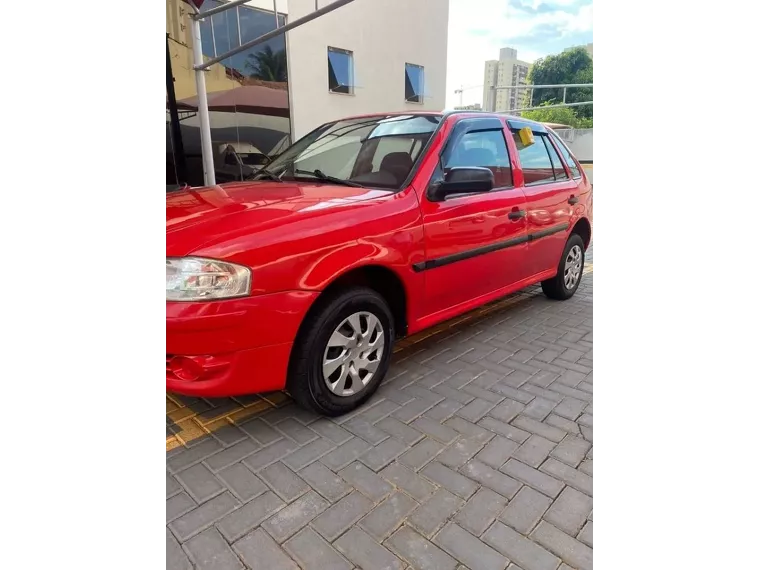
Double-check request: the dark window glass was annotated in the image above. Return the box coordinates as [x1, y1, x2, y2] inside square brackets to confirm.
[198, 1, 287, 77]
[199, 16, 215, 57]
[405, 63, 424, 103]
[328, 47, 353, 94]
[514, 133, 555, 185]
[158, 88, 179, 192]
[544, 137, 569, 180]
[178, 0, 291, 187]
[238, 7, 286, 80]
[210, 4, 239, 68]
[444, 129, 512, 189]
[551, 134, 582, 179]
[158, 33, 178, 192]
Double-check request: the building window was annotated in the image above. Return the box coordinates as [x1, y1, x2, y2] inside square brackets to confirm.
[405, 63, 424, 103]
[328, 47, 354, 94]
[199, 1, 287, 79]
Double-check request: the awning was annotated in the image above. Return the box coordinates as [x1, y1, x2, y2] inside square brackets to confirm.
[176, 85, 290, 118]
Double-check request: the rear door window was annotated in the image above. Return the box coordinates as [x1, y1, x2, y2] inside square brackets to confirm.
[514, 134, 555, 186]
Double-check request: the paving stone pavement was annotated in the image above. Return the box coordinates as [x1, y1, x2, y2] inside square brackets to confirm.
[167, 251, 593, 570]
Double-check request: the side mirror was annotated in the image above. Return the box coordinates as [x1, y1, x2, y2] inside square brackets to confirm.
[430, 167, 494, 200]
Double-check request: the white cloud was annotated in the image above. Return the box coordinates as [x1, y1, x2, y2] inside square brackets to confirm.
[444, 0, 593, 108]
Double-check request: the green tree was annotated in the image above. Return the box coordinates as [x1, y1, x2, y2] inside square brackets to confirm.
[246, 46, 288, 82]
[527, 47, 593, 119]
[523, 101, 592, 128]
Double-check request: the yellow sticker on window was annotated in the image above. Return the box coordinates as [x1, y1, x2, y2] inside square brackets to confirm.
[518, 127, 534, 146]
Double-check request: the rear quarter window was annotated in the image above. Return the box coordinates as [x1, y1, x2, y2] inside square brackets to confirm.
[550, 134, 582, 179]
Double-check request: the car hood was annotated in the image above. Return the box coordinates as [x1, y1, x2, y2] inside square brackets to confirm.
[166, 181, 393, 257]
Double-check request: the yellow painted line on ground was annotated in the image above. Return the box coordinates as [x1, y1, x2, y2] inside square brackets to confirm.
[166, 392, 291, 451]
[167, 262, 595, 450]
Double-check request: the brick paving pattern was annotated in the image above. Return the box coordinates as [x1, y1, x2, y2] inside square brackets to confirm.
[161, 273, 599, 570]
[167, 250, 593, 570]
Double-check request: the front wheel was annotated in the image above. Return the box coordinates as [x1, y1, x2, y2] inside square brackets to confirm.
[541, 234, 585, 300]
[287, 287, 395, 416]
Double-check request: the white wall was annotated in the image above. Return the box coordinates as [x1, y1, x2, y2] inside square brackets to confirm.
[554, 128, 593, 162]
[286, 0, 450, 140]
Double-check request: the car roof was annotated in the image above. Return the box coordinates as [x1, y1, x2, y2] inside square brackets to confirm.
[334, 110, 549, 131]
[334, 111, 444, 122]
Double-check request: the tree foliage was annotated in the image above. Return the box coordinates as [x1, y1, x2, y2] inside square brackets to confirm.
[246, 46, 288, 82]
[523, 101, 592, 128]
[527, 47, 592, 119]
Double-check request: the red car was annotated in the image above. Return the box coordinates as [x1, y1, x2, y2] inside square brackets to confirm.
[167, 112, 592, 416]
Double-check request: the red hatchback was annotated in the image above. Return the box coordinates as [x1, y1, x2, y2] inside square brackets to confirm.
[167, 112, 592, 416]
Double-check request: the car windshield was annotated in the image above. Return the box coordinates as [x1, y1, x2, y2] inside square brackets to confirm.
[261, 114, 442, 189]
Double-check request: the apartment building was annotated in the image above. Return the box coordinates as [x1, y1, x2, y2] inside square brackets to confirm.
[482, 47, 531, 113]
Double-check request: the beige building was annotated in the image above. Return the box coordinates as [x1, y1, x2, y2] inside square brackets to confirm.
[286, 0, 449, 139]
[482, 47, 531, 113]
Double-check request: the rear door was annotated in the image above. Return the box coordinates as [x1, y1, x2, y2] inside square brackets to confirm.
[509, 120, 576, 278]
[418, 117, 529, 318]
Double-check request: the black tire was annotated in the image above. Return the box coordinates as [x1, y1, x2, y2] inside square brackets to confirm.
[541, 233, 586, 300]
[287, 287, 395, 417]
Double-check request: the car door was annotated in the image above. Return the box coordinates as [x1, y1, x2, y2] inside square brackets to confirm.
[508, 119, 576, 278]
[418, 117, 529, 319]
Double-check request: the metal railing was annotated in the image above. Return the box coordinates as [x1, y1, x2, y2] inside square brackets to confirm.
[491, 83, 592, 110]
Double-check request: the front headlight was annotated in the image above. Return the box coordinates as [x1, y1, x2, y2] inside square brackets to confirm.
[166, 257, 251, 302]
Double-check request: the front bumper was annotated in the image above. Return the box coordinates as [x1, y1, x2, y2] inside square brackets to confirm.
[166, 290, 319, 397]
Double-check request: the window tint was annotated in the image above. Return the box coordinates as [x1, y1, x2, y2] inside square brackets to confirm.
[444, 130, 512, 188]
[405, 63, 424, 103]
[514, 134, 555, 185]
[328, 47, 353, 94]
[551, 134, 582, 179]
[544, 137, 569, 180]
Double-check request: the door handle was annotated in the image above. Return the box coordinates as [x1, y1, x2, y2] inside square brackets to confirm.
[508, 209, 526, 220]
[568, 195, 579, 205]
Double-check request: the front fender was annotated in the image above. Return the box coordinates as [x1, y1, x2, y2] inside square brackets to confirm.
[299, 236, 426, 330]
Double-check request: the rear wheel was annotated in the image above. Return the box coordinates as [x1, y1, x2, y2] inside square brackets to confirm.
[541, 234, 585, 300]
[287, 287, 394, 416]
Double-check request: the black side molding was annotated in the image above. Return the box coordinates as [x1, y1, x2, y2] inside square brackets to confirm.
[412, 222, 569, 272]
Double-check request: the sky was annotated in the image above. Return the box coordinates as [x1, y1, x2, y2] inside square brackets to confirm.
[444, 0, 593, 109]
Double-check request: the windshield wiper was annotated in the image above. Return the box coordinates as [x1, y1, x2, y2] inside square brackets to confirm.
[294, 169, 365, 188]
[249, 167, 283, 182]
